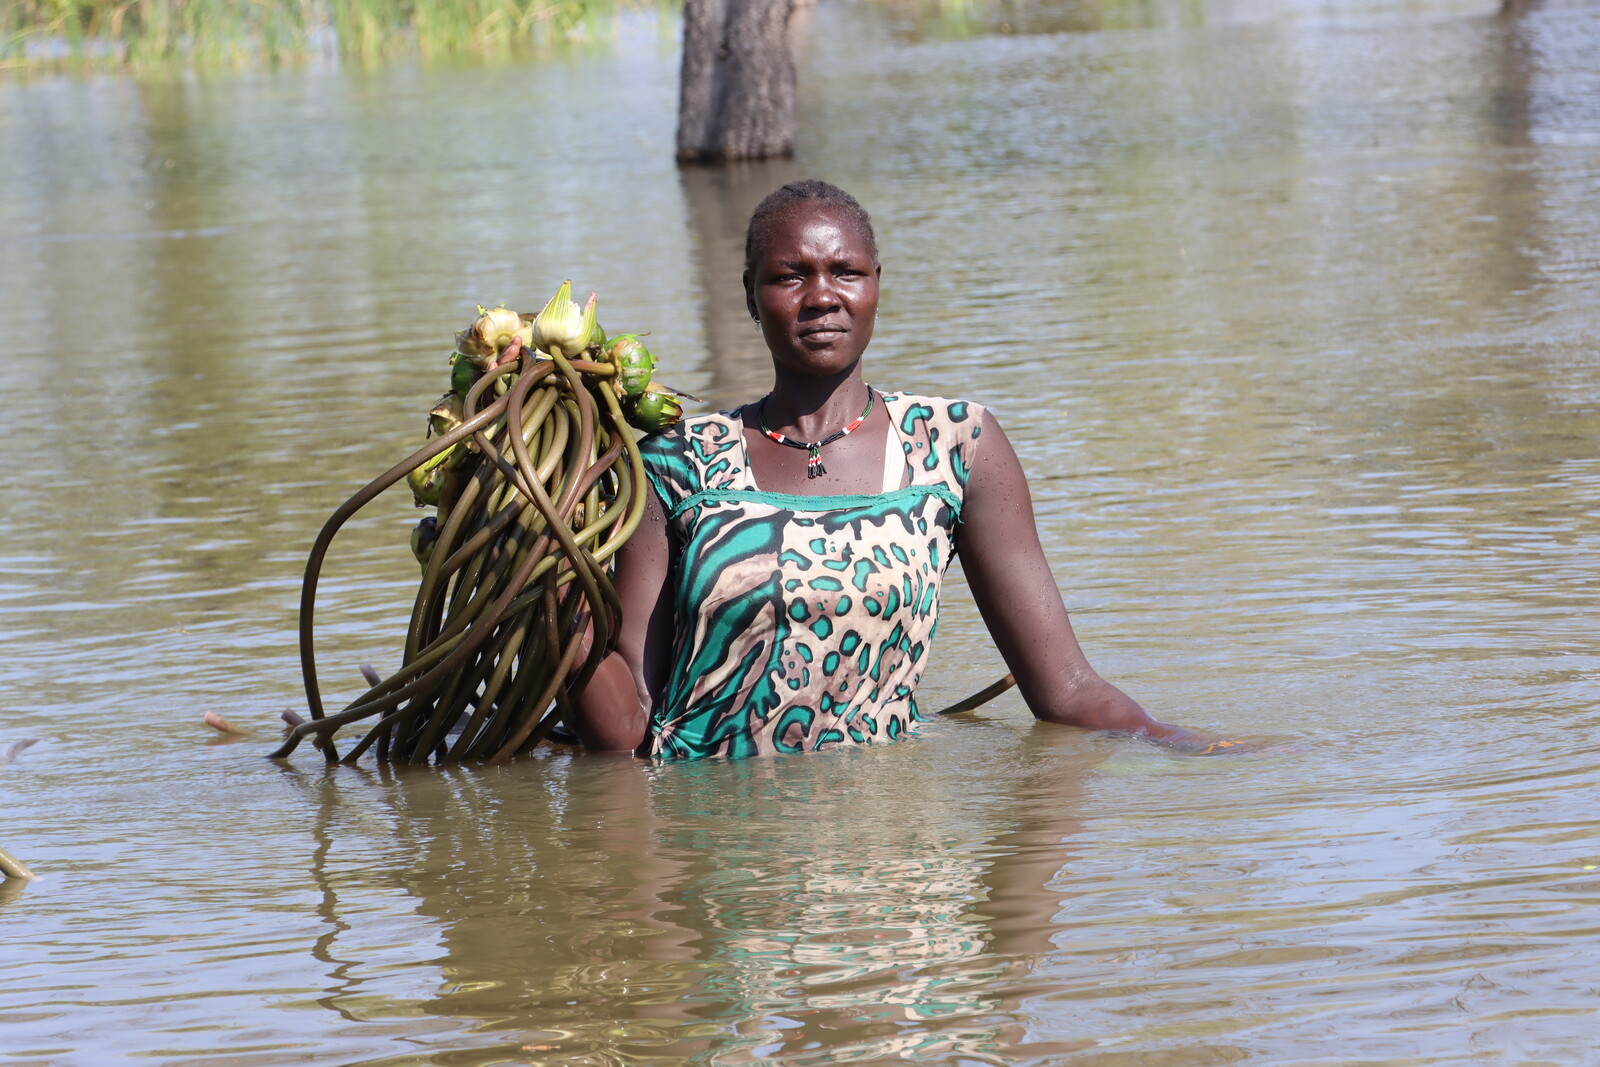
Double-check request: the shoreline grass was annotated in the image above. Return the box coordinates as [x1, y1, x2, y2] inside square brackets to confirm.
[2, 0, 665, 71]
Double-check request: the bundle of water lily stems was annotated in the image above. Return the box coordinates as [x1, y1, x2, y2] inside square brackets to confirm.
[273, 283, 684, 765]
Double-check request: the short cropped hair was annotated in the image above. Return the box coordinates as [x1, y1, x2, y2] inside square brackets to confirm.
[744, 180, 878, 270]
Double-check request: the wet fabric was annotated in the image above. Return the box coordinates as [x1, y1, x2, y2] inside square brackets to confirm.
[638, 392, 985, 761]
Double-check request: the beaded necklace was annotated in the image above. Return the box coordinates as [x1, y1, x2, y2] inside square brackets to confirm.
[757, 387, 876, 479]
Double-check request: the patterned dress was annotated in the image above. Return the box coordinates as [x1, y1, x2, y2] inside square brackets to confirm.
[638, 392, 986, 761]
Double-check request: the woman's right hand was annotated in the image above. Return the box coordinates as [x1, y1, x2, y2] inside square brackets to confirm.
[570, 651, 650, 754]
[569, 481, 673, 755]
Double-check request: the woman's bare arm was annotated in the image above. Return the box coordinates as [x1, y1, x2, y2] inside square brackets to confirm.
[571, 484, 674, 753]
[956, 410, 1217, 751]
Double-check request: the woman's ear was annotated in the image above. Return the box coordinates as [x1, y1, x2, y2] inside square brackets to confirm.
[743, 269, 758, 321]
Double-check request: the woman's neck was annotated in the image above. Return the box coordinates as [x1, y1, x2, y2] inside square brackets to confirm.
[762, 370, 873, 440]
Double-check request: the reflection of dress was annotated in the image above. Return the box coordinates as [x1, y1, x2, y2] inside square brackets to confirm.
[639, 392, 985, 761]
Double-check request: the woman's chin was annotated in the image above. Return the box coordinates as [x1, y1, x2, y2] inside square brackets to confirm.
[772, 341, 870, 380]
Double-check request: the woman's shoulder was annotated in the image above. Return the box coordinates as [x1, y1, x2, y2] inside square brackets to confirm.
[636, 407, 749, 502]
[877, 390, 987, 489]
[878, 389, 985, 419]
[637, 407, 741, 454]
[877, 390, 987, 440]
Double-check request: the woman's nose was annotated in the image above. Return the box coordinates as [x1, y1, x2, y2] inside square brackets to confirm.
[801, 275, 841, 309]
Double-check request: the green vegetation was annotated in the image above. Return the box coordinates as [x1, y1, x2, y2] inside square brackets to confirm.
[1, 1, 1204, 72]
[2, 0, 658, 69]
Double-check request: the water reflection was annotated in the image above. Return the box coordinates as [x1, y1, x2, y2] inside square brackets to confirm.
[287, 731, 1100, 1063]
[678, 161, 801, 408]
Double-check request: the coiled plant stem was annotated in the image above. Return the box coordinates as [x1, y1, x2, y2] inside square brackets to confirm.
[279, 346, 646, 765]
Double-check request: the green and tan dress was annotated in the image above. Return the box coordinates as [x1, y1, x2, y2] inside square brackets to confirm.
[638, 392, 985, 761]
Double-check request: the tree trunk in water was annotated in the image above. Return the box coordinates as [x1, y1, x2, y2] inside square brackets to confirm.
[677, 0, 797, 163]
[678, 159, 801, 407]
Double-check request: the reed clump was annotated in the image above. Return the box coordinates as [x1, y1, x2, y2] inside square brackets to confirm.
[3, 0, 650, 69]
[277, 285, 684, 765]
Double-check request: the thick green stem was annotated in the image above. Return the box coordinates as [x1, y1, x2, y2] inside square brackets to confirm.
[285, 343, 651, 764]
[298, 387, 513, 722]
[0, 845, 35, 881]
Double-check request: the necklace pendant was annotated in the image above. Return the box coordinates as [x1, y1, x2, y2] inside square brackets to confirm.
[756, 387, 874, 484]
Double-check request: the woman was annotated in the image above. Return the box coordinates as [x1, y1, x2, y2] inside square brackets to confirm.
[575, 181, 1221, 760]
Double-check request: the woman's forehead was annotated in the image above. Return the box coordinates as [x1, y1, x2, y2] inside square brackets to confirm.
[760, 206, 874, 261]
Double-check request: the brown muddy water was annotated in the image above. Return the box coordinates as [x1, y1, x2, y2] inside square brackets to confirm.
[3, 1, 1599, 1063]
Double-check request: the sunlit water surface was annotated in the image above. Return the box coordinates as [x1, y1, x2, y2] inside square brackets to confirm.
[2, 1, 1598, 1063]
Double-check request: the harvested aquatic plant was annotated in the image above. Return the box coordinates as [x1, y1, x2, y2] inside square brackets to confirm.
[606, 334, 656, 397]
[276, 284, 671, 765]
[0, 846, 33, 882]
[454, 305, 531, 368]
[531, 281, 597, 359]
[625, 381, 686, 432]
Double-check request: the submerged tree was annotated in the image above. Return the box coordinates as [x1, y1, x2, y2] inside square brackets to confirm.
[676, 0, 799, 162]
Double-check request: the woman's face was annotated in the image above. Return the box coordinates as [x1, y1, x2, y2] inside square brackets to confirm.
[744, 206, 881, 382]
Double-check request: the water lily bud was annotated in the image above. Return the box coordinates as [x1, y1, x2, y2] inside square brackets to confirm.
[449, 354, 479, 397]
[605, 334, 656, 397]
[625, 384, 684, 433]
[578, 294, 598, 354]
[532, 281, 598, 358]
[410, 515, 439, 571]
[457, 306, 532, 368]
[428, 393, 463, 438]
[407, 445, 457, 507]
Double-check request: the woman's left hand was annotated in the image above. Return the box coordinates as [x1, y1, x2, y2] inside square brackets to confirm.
[956, 409, 1235, 753]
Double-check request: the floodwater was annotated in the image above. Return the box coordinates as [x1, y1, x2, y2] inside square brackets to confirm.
[3, 0, 1599, 1062]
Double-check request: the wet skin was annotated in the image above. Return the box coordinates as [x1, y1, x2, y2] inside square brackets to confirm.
[572, 202, 1230, 756]
[737, 207, 893, 496]
[744, 207, 881, 389]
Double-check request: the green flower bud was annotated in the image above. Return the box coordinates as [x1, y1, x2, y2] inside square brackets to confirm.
[410, 515, 439, 571]
[625, 384, 684, 433]
[427, 393, 463, 439]
[605, 334, 656, 397]
[449, 354, 480, 397]
[407, 444, 459, 507]
[531, 281, 598, 359]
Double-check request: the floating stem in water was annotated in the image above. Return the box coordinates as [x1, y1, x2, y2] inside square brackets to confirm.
[0, 846, 35, 882]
